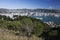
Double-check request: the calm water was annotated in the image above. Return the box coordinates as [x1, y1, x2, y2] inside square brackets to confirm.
[32, 16, 60, 24]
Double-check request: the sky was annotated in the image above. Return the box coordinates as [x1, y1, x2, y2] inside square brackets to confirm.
[0, 0, 60, 9]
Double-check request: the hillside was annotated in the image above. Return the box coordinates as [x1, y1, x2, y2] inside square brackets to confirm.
[0, 28, 44, 40]
[0, 16, 60, 40]
[0, 16, 50, 40]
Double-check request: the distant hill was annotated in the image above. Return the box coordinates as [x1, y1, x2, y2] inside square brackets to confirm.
[0, 8, 60, 13]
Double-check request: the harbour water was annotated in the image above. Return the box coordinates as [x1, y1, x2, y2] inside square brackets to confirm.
[32, 16, 60, 24]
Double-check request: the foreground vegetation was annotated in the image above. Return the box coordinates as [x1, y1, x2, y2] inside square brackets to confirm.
[0, 15, 60, 40]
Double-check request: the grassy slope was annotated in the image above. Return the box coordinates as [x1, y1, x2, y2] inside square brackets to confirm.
[0, 28, 44, 40]
[0, 16, 49, 40]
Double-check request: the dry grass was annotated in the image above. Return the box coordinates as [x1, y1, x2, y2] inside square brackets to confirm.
[0, 28, 18, 40]
[0, 28, 43, 40]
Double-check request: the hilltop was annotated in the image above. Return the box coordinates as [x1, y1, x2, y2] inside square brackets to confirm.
[0, 16, 60, 40]
[0, 16, 50, 40]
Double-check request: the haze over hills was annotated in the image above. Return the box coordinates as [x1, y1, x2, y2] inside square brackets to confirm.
[0, 8, 60, 24]
[0, 8, 60, 17]
[0, 8, 60, 13]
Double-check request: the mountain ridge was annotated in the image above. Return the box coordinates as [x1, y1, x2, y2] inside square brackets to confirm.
[0, 8, 60, 13]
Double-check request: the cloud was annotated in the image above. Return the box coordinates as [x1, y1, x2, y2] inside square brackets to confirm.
[48, 6, 53, 9]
